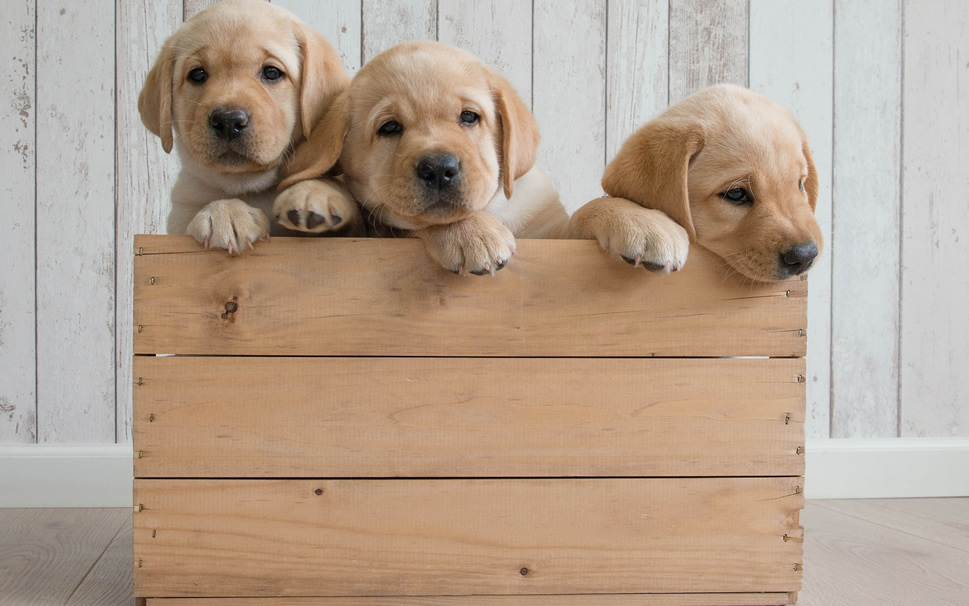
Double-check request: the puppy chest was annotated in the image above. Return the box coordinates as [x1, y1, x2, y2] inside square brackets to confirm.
[132, 235, 806, 604]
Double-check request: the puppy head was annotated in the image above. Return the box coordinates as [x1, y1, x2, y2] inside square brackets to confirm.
[282, 41, 540, 230]
[603, 84, 822, 282]
[138, 0, 348, 178]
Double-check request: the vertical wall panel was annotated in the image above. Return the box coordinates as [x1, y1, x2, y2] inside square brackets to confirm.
[362, 0, 437, 63]
[830, 0, 902, 438]
[36, 0, 117, 442]
[669, 0, 747, 103]
[184, 0, 221, 20]
[749, 0, 834, 440]
[273, 1, 364, 75]
[533, 0, 606, 213]
[115, 1, 183, 442]
[0, 0, 37, 443]
[438, 0, 532, 107]
[605, 0, 669, 162]
[901, 0, 969, 437]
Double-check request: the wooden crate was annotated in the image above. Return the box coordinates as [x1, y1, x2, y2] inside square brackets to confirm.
[132, 235, 806, 605]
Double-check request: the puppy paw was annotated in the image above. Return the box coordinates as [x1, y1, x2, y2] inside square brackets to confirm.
[186, 199, 271, 254]
[273, 179, 363, 235]
[417, 212, 516, 276]
[570, 197, 690, 274]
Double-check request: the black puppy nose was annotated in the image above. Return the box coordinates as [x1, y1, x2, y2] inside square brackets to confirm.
[780, 242, 819, 275]
[415, 153, 460, 190]
[209, 107, 249, 141]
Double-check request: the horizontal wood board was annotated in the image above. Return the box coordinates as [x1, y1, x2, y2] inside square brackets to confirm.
[145, 593, 794, 605]
[133, 356, 806, 478]
[132, 236, 807, 358]
[133, 478, 804, 598]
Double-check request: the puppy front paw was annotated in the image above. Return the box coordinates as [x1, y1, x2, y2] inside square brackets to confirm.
[186, 199, 270, 254]
[417, 212, 516, 276]
[273, 179, 363, 236]
[570, 197, 690, 274]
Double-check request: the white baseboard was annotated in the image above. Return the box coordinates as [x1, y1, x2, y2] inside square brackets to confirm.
[0, 444, 133, 508]
[2, 440, 967, 506]
[805, 437, 969, 499]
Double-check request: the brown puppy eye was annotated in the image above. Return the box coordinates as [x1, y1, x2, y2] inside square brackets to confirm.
[262, 66, 284, 81]
[799, 179, 805, 192]
[720, 188, 752, 205]
[188, 68, 207, 84]
[378, 120, 403, 136]
[459, 111, 479, 125]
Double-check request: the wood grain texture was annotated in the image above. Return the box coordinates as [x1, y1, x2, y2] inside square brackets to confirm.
[66, 513, 134, 605]
[183, 0, 221, 20]
[132, 237, 807, 357]
[0, 0, 36, 443]
[815, 498, 969, 553]
[749, 0, 834, 440]
[273, 0, 363, 75]
[438, 0, 532, 107]
[799, 501, 969, 604]
[900, 0, 969, 438]
[133, 478, 804, 597]
[668, 0, 748, 103]
[115, 0, 183, 443]
[146, 594, 793, 605]
[533, 0, 606, 212]
[133, 356, 806, 478]
[0, 508, 129, 605]
[605, 0, 669, 161]
[361, 0, 437, 63]
[830, 0, 902, 439]
[35, 0, 116, 443]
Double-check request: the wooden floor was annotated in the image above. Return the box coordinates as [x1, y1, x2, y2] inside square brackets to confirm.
[1, 499, 966, 605]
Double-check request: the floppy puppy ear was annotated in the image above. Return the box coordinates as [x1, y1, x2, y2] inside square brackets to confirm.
[294, 22, 350, 138]
[802, 139, 819, 212]
[279, 92, 350, 190]
[138, 41, 175, 154]
[602, 119, 704, 242]
[489, 71, 540, 199]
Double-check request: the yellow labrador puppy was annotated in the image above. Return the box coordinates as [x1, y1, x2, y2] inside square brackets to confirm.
[139, 0, 357, 253]
[570, 84, 823, 281]
[278, 41, 567, 275]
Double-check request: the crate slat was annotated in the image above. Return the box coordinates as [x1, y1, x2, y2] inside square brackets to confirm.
[133, 478, 804, 598]
[145, 593, 795, 605]
[132, 236, 807, 358]
[133, 356, 805, 478]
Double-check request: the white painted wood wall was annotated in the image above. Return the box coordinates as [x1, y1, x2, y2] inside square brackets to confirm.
[2, 0, 966, 445]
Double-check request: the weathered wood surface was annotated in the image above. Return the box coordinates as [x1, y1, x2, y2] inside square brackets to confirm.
[133, 356, 805, 478]
[132, 237, 807, 357]
[146, 594, 794, 606]
[669, 0, 748, 103]
[133, 478, 804, 598]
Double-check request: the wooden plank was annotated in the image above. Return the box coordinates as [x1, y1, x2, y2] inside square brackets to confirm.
[668, 0, 748, 103]
[146, 593, 793, 605]
[0, 508, 129, 605]
[133, 357, 805, 478]
[900, 0, 969, 438]
[438, 0, 533, 109]
[132, 237, 807, 358]
[533, 0, 606, 214]
[605, 0, 669, 161]
[361, 0, 437, 63]
[133, 478, 803, 597]
[273, 1, 363, 75]
[0, 0, 36, 442]
[814, 498, 969, 553]
[115, 0, 183, 443]
[66, 513, 134, 605]
[36, 0, 116, 442]
[829, 0, 902, 438]
[748, 0, 834, 440]
[184, 0, 221, 20]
